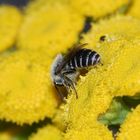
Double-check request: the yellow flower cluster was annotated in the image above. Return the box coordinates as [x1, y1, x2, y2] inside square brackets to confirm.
[58, 16, 140, 140]
[0, 6, 22, 52]
[82, 16, 140, 97]
[26, 0, 130, 18]
[29, 125, 62, 140]
[26, 0, 69, 13]
[1, 0, 140, 140]
[18, 4, 84, 57]
[0, 51, 59, 125]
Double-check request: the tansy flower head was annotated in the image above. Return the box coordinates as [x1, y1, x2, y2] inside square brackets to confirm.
[82, 15, 140, 97]
[18, 4, 84, 57]
[26, 0, 70, 14]
[0, 6, 22, 52]
[70, 0, 130, 18]
[29, 125, 62, 140]
[57, 15, 140, 140]
[62, 69, 114, 139]
[0, 51, 59, 125]
[1, 1, 140, 139]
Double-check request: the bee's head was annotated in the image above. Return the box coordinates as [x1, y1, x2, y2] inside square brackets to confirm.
[51, 54, 64, 85]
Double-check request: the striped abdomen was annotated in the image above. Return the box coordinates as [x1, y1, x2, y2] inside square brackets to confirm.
[67, 49, 100, 69]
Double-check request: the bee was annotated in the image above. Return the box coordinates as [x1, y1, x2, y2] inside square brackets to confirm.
[51, 43, 101, 100]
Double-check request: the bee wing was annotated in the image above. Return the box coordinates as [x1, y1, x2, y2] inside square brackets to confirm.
[63, 43, 88, 65]
[55, 43, 88, 73]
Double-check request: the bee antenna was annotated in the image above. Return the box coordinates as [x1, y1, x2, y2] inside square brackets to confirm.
[73, 87, 78, 99]
[63, 74, 78, 99]
[68, 80, 78, 99]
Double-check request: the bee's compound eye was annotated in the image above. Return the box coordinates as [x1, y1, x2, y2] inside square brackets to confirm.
[54, 75, 63, 86]
[99, 35, 106, 42]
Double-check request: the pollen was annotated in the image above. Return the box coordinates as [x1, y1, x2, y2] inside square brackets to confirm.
[63, 83, 113, 140]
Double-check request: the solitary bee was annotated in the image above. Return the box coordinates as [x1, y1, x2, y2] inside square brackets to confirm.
[51, 44, 101, 100]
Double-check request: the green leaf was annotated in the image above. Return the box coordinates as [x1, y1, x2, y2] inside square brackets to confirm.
[98, 97, 131, 125]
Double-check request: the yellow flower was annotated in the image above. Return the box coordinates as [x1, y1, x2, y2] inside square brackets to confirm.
[27, 0, 130, 19]
[0, 50, 59, 125]
[26, 0, 70, 14]
[18, 4, 84, 57]
[63, 70, 113, 140]
[58, 16, 140, 139]
[70, 0, 130, 18]
[29, 125, 62, 140]
[82, 15, 140, 97]
[1, 1, 140, 139]
[0, 6, 22, 52]
[117, 105, 140, 140]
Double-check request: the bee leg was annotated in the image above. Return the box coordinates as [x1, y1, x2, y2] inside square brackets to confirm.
[63, 74, 78, 99]
[68, 79, 78, 99]
[54, 83, 65, 102]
